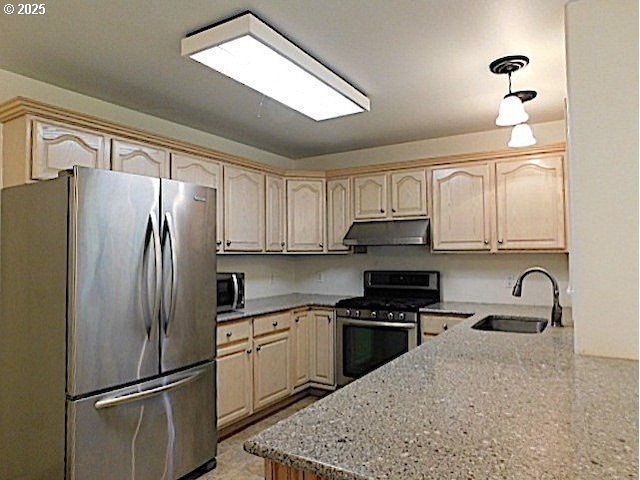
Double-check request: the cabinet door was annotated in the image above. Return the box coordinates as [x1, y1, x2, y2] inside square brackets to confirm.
[171, 153, 223, 251]
[431, 164, 493, 251]
[326, 178, 352, 251]
[253, 330, 292, 410]
[111, 139, 169, 178]
[32, 120, 110, 180]
[310, 310, 334, 385]
[265, 175, 286, 252]
[353, 174, 388, 219]
[292, 311, 311, 388]
[390, 169, 427, 217]
[495, 156, 566, 250]
[217, 340, 253, 428]
[286, 179, 325, 252]
[223, 166, 265, 252]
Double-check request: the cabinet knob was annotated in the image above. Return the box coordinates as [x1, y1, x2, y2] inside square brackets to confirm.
[272, 321, 278, 327]
[256, 346, 262, 352]
[442, 323, 448, 331]
[295, 317, 300, 323]
[226, 240, 231, 246]
[216, 240, 222, 246]
[226, 332, 232, 338]
[246, 349, 252, 354]
[392, 208, 397, 213]
[484, 240, 489, 245]
[281, 242, 285, 247]
[380, 209, 385, 213]
[498, 239, 504, 244]
[319, 243, 324, 248]
[328, 317, 332, 323]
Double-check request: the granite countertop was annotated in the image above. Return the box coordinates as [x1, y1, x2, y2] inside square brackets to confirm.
[244, 302, 638, 479]
[217, 293, 345, 322]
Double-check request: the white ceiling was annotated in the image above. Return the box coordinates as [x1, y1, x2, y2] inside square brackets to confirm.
[0, 0, 568, 159]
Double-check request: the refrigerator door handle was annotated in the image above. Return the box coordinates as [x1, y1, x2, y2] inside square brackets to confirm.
[162, 212, 179, 335]
[150, 213, 162, 330]
[94, 369, 205, 410]
[140, 214, 156, 339]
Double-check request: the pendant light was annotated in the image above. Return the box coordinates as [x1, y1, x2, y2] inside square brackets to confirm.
[490, 55, 538, 147]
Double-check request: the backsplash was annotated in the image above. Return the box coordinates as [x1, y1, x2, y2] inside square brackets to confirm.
[219, 249, 570, 307]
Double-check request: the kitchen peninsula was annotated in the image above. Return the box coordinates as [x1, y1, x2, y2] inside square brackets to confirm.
[244, 303, 638, 479]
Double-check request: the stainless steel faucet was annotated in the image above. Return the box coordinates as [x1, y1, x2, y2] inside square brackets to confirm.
[512, 267, 563, 327]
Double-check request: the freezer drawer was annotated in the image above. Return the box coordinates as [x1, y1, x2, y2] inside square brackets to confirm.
[67, 362, 216, 480]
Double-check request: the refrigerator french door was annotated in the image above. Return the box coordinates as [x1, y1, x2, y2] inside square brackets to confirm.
[0, 167, 217, 480]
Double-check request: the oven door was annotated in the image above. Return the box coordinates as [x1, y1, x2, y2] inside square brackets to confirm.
[336, 317, 418, 386]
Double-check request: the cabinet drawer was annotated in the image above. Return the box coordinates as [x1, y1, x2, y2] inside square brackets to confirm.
[253, 312, 292, 337]
[420, 314, 469, 335]
[217, 319, 251, 346]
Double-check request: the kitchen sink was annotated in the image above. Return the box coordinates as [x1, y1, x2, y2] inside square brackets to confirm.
[472, 315, 548, 334]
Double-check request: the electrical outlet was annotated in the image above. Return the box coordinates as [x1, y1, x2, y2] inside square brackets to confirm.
[504, 275, 515, 289]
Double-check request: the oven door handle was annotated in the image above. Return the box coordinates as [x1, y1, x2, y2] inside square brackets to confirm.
[338, 318, 417, 330]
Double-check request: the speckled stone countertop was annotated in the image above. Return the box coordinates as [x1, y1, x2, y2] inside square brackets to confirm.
[244, 302, 638, 479]
[217, 293, 345, 323]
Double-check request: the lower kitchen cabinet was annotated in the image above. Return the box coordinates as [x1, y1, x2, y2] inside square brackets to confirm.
[216, 319, 253, 429]
[292, 309, 311, 388]
[309, 309, 334, 385]
[420, 313, 470, 342]
[253, 330, 292, 410]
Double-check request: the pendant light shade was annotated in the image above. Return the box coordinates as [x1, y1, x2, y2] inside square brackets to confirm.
[508, 123, 537, 148]
[495, 94, 529, 126]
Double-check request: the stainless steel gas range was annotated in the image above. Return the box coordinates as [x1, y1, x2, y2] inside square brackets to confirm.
[335, 270, 440, 386]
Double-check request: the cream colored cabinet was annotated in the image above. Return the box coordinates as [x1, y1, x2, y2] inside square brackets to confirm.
[353, 174, 388, 219]
[431, 163, 493, 251]
[171, 153, 223, 250]
[430, 156, 567, 252]
[31, 120, 111, 180]
[291, 310, 311, 388]
[223, 165, 265, 252]
[353, 169, 427, 220]
[420, 313, 469, 343]
[111, 139, 169, 178]
[495, 156, 566, 250]
[266, 175, 286, 252]
[286, 179, 325, 252]
[216, 320, 252, 428]
[326, 178, 352, 251]
[309, 309, 335, 385]
[252, 312, 293, 410]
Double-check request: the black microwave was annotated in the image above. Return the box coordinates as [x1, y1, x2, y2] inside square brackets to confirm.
[216, 272, 245, 313]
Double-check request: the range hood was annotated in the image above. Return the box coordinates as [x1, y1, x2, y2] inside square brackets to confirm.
[343, 219, 430, 246]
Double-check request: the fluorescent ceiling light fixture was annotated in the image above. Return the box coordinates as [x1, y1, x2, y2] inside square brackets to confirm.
[181, 13, 370, 121]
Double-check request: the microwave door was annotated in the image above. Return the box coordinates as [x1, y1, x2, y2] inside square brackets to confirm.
[160, 179, 217, 374]
[68, 168, 161, 397]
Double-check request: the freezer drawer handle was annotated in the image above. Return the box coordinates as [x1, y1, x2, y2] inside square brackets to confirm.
[94, 370, 205, 410]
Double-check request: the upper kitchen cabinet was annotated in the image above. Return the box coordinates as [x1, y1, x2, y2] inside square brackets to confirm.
[286, 178, 325, 252]
[31, 120, 111, 180]
[265, 175, 286, 252]
[223, 165, 265, 252]
[111, 139, 170, 178]
[430, 155, 567, 252]
[495, 156, 566, 250]
[326, 178, 352, 251]
[353, 169, 427, 220]
[430, 163, 493, 251]
[171, 153, 224, 250]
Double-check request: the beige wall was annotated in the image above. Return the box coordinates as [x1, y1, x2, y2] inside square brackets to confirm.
[565, 0, 638, 360]
[0, 68, 293, 170]
[295, 120, 566, 170]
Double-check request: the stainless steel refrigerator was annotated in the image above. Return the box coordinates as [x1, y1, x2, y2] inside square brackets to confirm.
[0, 167, 218, 479]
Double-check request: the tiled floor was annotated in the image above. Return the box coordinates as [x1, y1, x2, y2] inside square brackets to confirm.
[197, 396, 317, 480]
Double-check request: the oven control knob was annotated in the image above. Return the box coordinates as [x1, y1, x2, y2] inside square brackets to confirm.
[371, 311, 377, 319]
[399, 313, 405, 321]
[345, 309, 351, 317]
[355, 310, 361, 318]
[387, 312, 394, 320]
